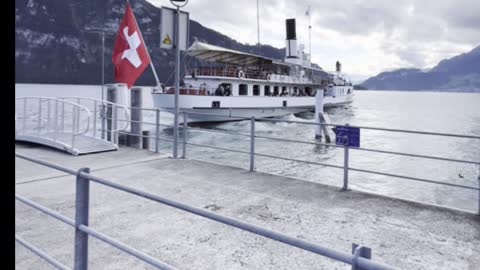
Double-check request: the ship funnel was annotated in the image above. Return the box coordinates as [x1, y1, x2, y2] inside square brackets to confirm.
[336, 61, 342, 72]
[286, 19, 298, 58]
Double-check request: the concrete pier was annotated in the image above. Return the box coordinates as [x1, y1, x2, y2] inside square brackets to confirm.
[15, 142, 480, 269]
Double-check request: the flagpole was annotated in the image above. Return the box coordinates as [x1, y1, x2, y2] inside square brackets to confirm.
[129, 2, 161, 89]
[257, 0, 260, 47]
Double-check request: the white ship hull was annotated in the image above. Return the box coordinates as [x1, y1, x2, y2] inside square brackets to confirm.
[152, 91, 353, 123]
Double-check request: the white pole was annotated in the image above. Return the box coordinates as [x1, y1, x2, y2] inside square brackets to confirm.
[257, 0, 260, 46]
[101, 31, 106, 140]
[173, 5, 180, 158]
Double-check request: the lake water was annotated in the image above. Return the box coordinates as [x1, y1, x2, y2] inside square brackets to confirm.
[15, 84, 480, 212]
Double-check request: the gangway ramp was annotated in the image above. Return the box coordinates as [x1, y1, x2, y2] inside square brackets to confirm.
[15, 96, 130, 155]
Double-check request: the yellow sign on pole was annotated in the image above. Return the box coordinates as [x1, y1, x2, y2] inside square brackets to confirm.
[160, 6, 189, 50]
[163, 34, 172, 45]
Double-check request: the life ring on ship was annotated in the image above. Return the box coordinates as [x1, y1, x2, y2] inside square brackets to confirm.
[238, 70, 245, 78]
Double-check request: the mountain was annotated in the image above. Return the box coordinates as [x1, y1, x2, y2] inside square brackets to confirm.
[361, 46, 480, 92]
[15, 0, 286, 86]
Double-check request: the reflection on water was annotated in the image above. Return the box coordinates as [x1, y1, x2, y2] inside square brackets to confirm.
[16, 84, 480, 212]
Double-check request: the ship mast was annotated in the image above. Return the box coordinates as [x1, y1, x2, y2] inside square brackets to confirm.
[256, 0, 260, 51]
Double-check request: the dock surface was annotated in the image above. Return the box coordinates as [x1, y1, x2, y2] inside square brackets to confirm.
[15, 143, 480, 269]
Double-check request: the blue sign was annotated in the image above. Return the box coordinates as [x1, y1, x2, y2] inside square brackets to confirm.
[334, 126, 360, 147]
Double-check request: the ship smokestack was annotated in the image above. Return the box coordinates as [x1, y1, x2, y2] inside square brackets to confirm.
[286, 19, 298, 58]
[336, 61, 342, 72]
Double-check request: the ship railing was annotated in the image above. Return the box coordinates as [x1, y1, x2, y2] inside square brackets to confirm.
[189, 67, 319, 84]
[189, 67, 271, 80]
[107, 107, 480, 216]
[163, 86, 210, 96]
[16, 151, 396, 270]
[157, 87, 319, 97]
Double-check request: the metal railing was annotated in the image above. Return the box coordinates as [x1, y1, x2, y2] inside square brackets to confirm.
[15, 152, 395, 270]
[57, 96, 131, 142]
[15, 97, 92, 154]
[112, 106, 480, 215]
[15, 96, 131, 155]
[14, 96, 480, 213]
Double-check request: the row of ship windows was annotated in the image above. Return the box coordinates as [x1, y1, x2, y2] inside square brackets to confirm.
[215, 83, 314, 97]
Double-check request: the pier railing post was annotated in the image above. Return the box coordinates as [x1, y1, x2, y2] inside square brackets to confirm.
[351, 243, 372, 270]
[155, 108, 160, 153]
[182, 112, 187, 159]
[74, 167, 91, 270]
[477, 160, 480, 215]
[342, 130, 350, 191]
[250, 117, 256, 172]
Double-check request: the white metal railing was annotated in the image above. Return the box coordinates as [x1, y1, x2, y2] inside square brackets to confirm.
[15, 96, 92, 152]
[105, 106, 480, 215]
[16, 152, 395, 270]
[15, 96, 131, 155]
[57, 96, 131, 141]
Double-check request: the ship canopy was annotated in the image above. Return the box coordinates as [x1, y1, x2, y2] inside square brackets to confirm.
[187, 41, 283, 66]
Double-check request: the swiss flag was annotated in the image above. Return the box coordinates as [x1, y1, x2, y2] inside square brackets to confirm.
[112, 4, 151, 89]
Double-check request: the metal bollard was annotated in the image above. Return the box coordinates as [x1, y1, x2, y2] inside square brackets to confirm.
[343, 134, 349, 191]
[351, 243, 372, 270]
[182, 112, 187, 158]
[74, 167, 91, 270]
[142, 130, 150, 150]
[250, 117, 256, 172]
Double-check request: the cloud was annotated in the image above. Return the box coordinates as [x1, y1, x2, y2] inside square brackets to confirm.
[147, 0, 480, 76]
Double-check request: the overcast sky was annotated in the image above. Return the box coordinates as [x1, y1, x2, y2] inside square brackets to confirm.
[147, 0, 480, 81]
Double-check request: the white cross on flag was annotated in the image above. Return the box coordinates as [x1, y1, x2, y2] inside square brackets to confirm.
[112, 3, 151, 89]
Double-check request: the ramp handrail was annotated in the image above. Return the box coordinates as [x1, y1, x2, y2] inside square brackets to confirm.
[57, 96, 131, 132]
[15, 96, 91, 136]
